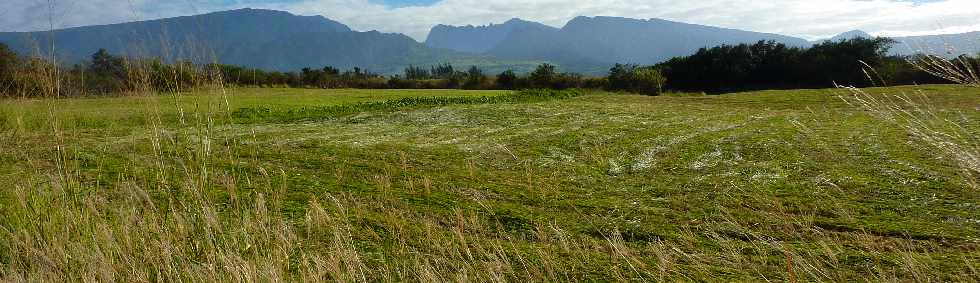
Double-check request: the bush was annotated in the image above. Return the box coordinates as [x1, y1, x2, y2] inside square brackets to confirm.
[630, 68, 666, 95]
[607, 64, 666, 95]
[582, 77, 608, 89]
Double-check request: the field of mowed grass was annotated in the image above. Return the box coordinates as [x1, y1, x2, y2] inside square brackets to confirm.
[0, 88, 510, 129]
[0, 85, 978, 281]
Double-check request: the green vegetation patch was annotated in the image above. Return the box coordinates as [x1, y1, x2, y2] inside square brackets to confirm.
[231, 89, 585, 123]
[1, 86, 978, 281]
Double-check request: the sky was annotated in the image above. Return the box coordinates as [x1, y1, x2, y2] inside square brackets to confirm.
[1, 0, 979, 41]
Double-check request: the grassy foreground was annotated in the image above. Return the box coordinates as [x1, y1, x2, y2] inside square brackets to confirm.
[0, 86, 978, 281]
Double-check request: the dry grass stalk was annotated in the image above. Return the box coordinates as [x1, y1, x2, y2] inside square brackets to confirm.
[839, 54, 979, 188]
[2, 5, 978, 281]
[839, 86, 979, 186]
[910, 54, 980, 87]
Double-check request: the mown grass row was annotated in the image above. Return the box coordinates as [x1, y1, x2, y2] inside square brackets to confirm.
[231, 89, 585, 124]
[2, 85, 979, 281]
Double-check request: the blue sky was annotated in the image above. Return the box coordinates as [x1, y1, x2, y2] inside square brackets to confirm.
[2, 0, 980, 41]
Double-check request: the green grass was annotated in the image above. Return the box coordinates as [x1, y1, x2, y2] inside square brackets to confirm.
[0, 85, 978, 281]
[0, 88, 509, 128]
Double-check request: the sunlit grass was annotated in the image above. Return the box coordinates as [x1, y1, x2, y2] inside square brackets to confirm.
[1, 86, 978, 281]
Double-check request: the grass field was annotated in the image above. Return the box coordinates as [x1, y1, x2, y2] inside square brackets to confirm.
[0, 86, 978, 281]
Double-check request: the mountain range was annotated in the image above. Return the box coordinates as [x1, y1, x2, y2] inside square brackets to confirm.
[889, 32, 980, 56]
[813, 29, 980, 56]
[1, 8, 978, 75]
[428, 16, 812, 73]
[0, 9, 539, 74]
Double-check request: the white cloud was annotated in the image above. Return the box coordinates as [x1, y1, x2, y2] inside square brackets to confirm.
[0, 0, 224, 32]
[2, 0, 980, 42]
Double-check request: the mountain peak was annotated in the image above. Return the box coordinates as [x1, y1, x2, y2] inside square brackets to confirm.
[567, 16, 640, 24]
[223, 7, 276, 13]
[504, 18, 529, 24]
[565, 16, 612, 25]
[206, 8, 292, 17]
[831, 30, 872, 41]
[198, 8, 352, 33]
[0, 7, 357, 67]
[563, 16, 682, 30]
[425, 18, 556, 54]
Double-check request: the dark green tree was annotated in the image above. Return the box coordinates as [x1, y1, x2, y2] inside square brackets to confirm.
[404, 65, 429, 80]
[655, 38, 898, 92]
[0, 42, 18, 95]
[630, 68, 666, 95]
[804, 37, 896, 86]
[323, 66, 340, 76]
[496, 70, 517, 89]
[529, 63, 557, 88]
[430, 63, 455, 79]
[86, 49, 128, 93]
[607, 63, 638, 91]
[89, 49, 126, 78]
[0, 43, 16, 78]
[463, 66, 485, 89]
[0, 43, 16, 74]
[606, 63, 666, 95]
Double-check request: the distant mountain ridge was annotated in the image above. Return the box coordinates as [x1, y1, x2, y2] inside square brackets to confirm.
[428, 16, 813, 72]
[425, 18, 558, 54]
[816, 30, 980, 56]
[893, 31, 980, 56]
[433, 17, 980, 70]
[828, 30, 873, 42]
[0, 8, 539, 74]
[0, 9, 352, 66]
[0, 8, 977, 75]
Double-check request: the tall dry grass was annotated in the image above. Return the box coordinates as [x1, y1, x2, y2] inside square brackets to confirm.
[1, 20, 619, 281]
[3, 70, 977, 281]
[911, 53, 979, 87]
[1, 5, 977, 281]
[839, 55, 979, 188]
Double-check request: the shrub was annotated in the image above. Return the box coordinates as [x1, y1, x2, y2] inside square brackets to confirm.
[549, 73, 584, 90]
[607, 64, 666, 95]
[630, 68, 666, 95]
[581, 77, 608, 89]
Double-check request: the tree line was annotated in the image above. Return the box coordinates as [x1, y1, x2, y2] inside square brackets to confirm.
[655, 37, 971, 92]
[0, 43, 667, 97]
[1, 46, 225, 97]
[2, 38, 976, 98]
[224, 61, 661, 94]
